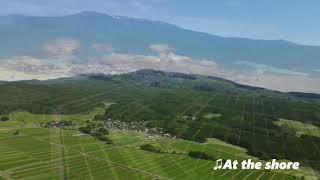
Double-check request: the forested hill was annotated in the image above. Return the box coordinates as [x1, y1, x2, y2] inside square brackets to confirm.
[0, 69, 319, 122]
[1, 69, 320, 170]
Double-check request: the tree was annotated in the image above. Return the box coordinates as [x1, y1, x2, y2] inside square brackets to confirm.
[188, 151, 215, 160]
[1, 116, 9, 121]
[79, 126, 91, 134]
[94, 115, 105, 121]
[97, 136, 114, 144]
[97, 127, 109, 135]
[13, 130, 20, 135]
[140, 144, 161, 153]
[104, 136, 114, 144]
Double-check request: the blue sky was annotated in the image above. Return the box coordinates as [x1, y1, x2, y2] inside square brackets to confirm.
[1, 0, 320, 45]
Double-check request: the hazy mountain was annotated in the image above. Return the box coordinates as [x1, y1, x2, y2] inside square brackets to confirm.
[1, 11, 320, 74]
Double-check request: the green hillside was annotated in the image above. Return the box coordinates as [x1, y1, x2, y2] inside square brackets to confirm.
[0, 69, 320, 178]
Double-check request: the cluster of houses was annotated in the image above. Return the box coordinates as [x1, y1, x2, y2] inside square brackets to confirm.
[101, 119, 173, 138]
[38, 118, 175, 139]
[39, 120, 75, 129]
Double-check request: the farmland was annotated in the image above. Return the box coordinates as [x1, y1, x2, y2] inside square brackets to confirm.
[0, 70, 320, 179]
[0, 111, 318, 179]
[274, 119, 320, 138]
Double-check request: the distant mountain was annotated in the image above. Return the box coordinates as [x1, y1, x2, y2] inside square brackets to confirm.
[1, 11, 320, 74]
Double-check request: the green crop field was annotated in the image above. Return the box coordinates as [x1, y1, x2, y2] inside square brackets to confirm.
[203, 113, 222, 119]
[274, 119, 320, 138]
[0, 111, 318, 180]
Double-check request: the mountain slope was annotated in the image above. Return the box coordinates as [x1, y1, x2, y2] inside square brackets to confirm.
[0, 69, 319, 171]
[0, 11, 320, 74]
[0, 69, 319, 123]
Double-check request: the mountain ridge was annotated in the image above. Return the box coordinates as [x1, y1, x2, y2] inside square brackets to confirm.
[87, 69, 320, 98]
[1, 11, 320, 75]
[2, 11, 315, 46]
[6, 68, 319, 98]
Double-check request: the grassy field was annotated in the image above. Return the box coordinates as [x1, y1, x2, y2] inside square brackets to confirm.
[0, 111, 318, 180]
[202, 113, 222, 119]
[274, 118, 320, 138]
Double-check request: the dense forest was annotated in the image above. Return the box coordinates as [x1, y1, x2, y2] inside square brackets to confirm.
[0, 69, 319, 170]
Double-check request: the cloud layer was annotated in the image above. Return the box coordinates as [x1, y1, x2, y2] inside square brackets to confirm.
[234, 60, 309, 76]
[149, 44, 172, 53]
[41, 38, 82, 59]
[1, 38, 320, 93]
[0, 56, 71, 80]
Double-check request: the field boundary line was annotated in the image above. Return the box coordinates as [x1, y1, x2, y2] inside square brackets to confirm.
[80, 144, 94, 180]
[5, 154, 83, 172]
[23, 132, 171, 180]
[242, 171, 254, 180]
[256, 172, 265, 180]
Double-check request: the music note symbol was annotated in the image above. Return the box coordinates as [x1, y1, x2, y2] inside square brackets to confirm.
[213, 159, 223, 170]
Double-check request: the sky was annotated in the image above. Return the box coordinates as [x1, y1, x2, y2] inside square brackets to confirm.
[1, 0, 320, 46]
[1, 0, 320, 92]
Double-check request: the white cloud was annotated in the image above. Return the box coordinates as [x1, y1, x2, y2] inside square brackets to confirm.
[149, 44, 172, 53]
[1, 41, 320, 93]
[3, 56, 54, 72]
[41, 38, 82, 58]
[235, 73, 320, 93]
[234, 60, 309, 76]
[0, 56, 72, 81]
[94, 51, 220, 77]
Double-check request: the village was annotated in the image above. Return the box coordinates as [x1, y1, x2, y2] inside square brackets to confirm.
[39, 118, 174, 139]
